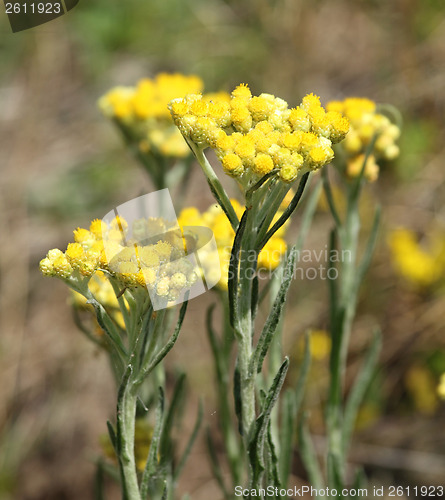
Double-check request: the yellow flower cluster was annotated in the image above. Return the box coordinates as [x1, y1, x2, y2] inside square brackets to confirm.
[327, 97, 400, 182]
[170, 84, 349, 183]
[389, 228, 445, 287]
[40, 216, 198, 302]
[99, 73, 217, 158]
[178, 199, 288, 290]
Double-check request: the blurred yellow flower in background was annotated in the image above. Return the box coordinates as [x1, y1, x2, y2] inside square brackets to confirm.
[405, 364, 439, 415]
[99, 73, 229, 159]
[178, 199, 289, 290]
[327, 97, 400, 182]
[388, 228, 445, 288]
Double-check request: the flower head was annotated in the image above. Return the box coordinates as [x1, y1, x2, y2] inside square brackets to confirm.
[40, 215, 199, 304]
[170, 84, 349, 184]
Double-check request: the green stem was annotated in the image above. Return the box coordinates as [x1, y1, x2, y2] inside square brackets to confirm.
[326, 180, 362, 485]
[235, 204, 258, 444]
[190, 144, 239, 231]
[117, 376, 141, 500]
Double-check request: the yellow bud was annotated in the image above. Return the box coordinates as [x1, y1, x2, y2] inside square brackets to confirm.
[222, 154, 244, 177]
[39, 257, 54, 276]
[190, 99, 209, 117]
[253, 154, 274, 176]
[255, 120, 274, 134]
[231, 105, 252, 133]
[47, 249, 64, 262]
[234, 136, 256, 159]
[170, 272, 187, 289]
[154, 241, 172, 260]
[279, 164, 299, 183]
[156, 277, 170, 297]
[248, 96, 272, 122]
[73, 228, 94, 245]
[231, 83, 251, 100]
[53, 255, 73, 279]
[90, 219, 107, 239]
[66, 242, 84, 262]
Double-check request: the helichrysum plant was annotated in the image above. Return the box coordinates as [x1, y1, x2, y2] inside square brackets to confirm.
[170, 84, 351, 495]
[40, 69, 402, 500]
[40, 213, 203, 500]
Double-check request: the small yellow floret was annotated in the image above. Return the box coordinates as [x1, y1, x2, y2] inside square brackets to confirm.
[222, 154, 244, 177]
[66, 242, 84, 262]
[231, 83, 252, 99]
[74, 228, 93, 244]
[90, 219, 107, 238]
[253, 154, 275, 176]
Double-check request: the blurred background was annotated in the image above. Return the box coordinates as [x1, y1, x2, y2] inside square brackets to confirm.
[0, 0, 445, 498]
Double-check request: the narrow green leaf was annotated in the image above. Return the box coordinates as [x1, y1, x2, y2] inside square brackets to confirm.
[248, 358, 289, 488]
[294, 331, 312, 413]
[116, 364, 133, 457]
[94, 460, 106, 500]
[352, 466, 367, 491]
[159, 373, 186, 460]
[348, 135, 377, 205]
[206, 304, 223, 378]
[136, 299, 188, 385]
[246, 169, 279, 201]
[298, 413, 324, 492]
[327, 229, 338, 340]
[322, 168, 342, 228]
[141, 388, 165, 499]
[266, 421, 282, 489]
[342, 329, 382, 457]
[251, 247, 298, 375]
[87, 297, 127, 358]
[72, 306, 105, 347]
[327, 452, 344, 494]
[191, 144, 239, 231]
[228, 210, 248, 329]
[106, 421, 117, 453]
[174, 401, 203, 481]
[258, 172, 310, 250]
[137, 303, 154, 370]
[206, 427, 229, 497]
[251, 276, 259, 322]
[294, 179, 323, 251]
[356, 205, 381, 287]
[279, 391, 295, 488]
[233, 363, 243, 435]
